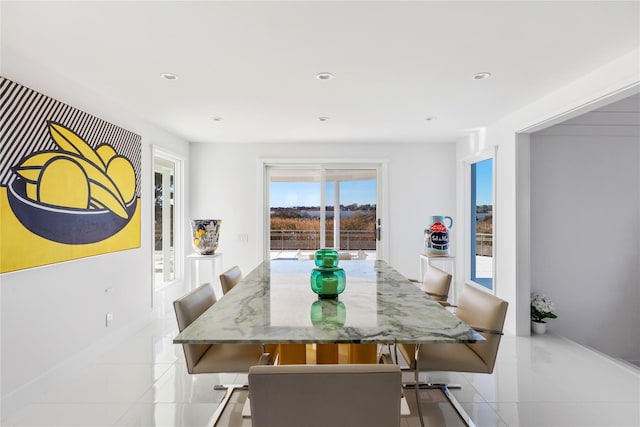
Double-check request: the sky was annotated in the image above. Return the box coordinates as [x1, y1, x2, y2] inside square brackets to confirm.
[270, 164, 491, 208]
[474, 158, 493, 206]
[270, 179, 377, 208]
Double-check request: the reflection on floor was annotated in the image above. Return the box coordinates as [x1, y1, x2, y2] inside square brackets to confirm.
[1, 291, 639, 426]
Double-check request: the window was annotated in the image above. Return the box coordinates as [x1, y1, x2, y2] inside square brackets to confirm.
[153, 148, 183, 291]
[264, 164, 382, 261]
[269, 169, 321, 256]
[467, 154, 495, 290]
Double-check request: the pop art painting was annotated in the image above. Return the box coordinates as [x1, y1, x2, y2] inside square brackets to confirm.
[0, 77, 141, 273]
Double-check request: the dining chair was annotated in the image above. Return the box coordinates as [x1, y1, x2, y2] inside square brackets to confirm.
[219, 265, 242, 295]
[409, 265, 452, 303]
[218, 267, 280, 360]
[173, 282, 272, 374]
[248, 364, 402, 427]
[397, 283, 508, 426]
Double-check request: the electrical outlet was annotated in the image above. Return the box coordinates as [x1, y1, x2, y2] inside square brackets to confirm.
[237, 233, 249, 243]
[105, 312, 113, 327]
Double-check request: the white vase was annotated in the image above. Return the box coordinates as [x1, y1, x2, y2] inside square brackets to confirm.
[531, 320, 547, 334]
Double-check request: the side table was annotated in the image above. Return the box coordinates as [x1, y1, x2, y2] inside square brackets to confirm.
[186, 252, 224, 297]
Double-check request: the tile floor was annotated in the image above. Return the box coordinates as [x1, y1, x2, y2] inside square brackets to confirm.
[2, 293, 639, 427]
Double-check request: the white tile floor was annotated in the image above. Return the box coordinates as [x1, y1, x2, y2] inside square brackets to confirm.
[2, 290, 639, 427]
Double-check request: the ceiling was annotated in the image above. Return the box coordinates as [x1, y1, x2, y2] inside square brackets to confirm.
[537, 93, 640, 136]
[2, 1, 639, 145]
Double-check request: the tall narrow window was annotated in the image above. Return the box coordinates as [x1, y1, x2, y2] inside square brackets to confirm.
[470, 157, 494, 289]
[153, 150, 182, 290]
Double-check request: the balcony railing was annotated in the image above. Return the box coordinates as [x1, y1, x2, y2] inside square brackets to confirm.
[270, 229, 491, 254]
[270, 229, 376, 251]
[476, 232, 493, 257]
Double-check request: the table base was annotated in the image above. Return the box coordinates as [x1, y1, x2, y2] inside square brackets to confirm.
[277, 343, 378, 364]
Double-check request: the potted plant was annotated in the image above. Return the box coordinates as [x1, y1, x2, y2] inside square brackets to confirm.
[530, 293, 557, 334]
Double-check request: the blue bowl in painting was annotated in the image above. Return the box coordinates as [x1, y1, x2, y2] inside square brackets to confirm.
[7, 178, 136, 244]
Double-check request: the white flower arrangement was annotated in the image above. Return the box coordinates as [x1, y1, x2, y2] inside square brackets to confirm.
[531, 293, 558, 323]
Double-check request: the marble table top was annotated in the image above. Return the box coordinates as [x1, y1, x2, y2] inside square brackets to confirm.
[173, 260, 483, 345]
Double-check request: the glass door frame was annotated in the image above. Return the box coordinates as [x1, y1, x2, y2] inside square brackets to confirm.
[259, 160, 388, 262]
[151, 146, 184, 305]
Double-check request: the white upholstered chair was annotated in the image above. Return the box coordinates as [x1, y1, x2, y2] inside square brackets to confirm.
[248, 364, 402, 427]
[409, 265, 452, 303]
[219, 265, 242, 295]
[398, 283, 508, 426]
[173, 282, 272, 374]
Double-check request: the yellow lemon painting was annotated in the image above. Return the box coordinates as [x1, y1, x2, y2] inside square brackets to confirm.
[0, 77, 141, 273]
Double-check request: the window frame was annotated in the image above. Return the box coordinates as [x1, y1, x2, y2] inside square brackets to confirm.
[150, 146, 184, 301]
[463, 148, 497, 293]
[259, 160, 388, 262]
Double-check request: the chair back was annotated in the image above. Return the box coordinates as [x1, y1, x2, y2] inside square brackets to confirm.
[455, 284, 508, 373]
[173, 283, 216, 373]
[219, 265, 242, 295]
[249, 364, 402, 427]
[421, 266, 452, 301]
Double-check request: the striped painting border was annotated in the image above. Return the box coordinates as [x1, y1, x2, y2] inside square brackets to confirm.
[0, 76, 141, 195]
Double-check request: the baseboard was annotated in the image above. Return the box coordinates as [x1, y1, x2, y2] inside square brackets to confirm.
[555, 335, 640, 376]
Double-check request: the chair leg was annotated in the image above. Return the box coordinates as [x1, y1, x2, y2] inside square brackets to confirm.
[413, 346, 426, 427]
[439, 384, 477, 427]
[396, 344, 471, 426]
[210, 384, 247, 426]
[404, 380, 475, 427]
[386, 343, 396, 364]
[413, 367, 425, 427]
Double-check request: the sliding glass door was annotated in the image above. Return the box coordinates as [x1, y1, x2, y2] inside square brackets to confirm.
[266, 164, 380, 260]
[269, 169, 322, 255]
[324, 168, 377, 254]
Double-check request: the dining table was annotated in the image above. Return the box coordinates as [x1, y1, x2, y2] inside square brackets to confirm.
[173, 259, 483, 364]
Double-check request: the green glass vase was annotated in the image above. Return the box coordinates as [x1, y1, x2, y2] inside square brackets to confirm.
[310, 299, 346, 327]
[310, 267, 346, 299]
[314, 248, 339, 268]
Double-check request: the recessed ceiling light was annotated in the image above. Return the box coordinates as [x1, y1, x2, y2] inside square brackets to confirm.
[212, 117, 223, 122]
[319, 116, 330, 121]
[160, 73, 178, 80]
[425, 116, 437, 121]
[472, 72, 492, 81]
[316, 72, 334, 81]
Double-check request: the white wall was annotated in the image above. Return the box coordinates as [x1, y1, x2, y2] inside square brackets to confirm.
[188, 142, 456, 280]
[0, 47, 190, 399]
[530, 134, 640, 362]
[456, 48, 640, 335]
